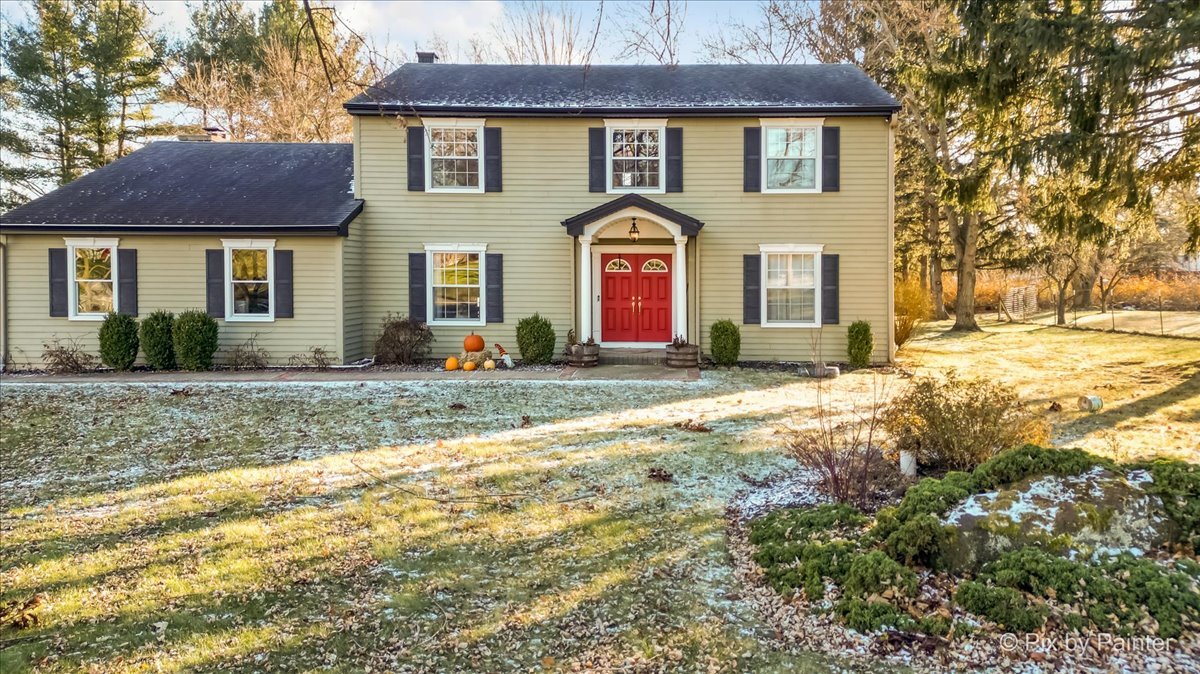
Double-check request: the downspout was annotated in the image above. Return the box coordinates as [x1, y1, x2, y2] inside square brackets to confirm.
[887, 115, 897, 362]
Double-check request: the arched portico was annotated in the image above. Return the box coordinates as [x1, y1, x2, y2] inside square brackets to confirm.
[561, 195, 704, 346]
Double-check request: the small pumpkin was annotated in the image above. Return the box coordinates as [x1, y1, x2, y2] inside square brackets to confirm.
[463, 360, 478, 372]
[445, 356, 460, 371]
[464, 332, 485, 352]
[483, 359, 496, 370]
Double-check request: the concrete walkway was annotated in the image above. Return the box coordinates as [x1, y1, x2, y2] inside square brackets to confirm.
[1, 363, 702, 384]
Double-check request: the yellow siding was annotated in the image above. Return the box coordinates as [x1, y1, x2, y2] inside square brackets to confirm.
[341, 219, 366, 362]
[355, 115, 892, 362]
[1, 234, 342, 367]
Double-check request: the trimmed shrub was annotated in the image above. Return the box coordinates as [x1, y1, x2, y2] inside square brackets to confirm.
[883, 372, 1050, 470]
[971, 445, 1111, 492]
[835, 598, 911, 633]
[139, 310, 176, 370]
[882, 514, 956, 569]
[98, 312, 139, 371]
[174, 310, 219, 371]
[1134, 458, 1200, 552]
[41, 337, 96, 374]
[515, 314, 556, 364]
[374, 313, 434, 365]
[846, 320, 873, 368]
[842, 551, 918, 598]
[709, 319, 740, 366]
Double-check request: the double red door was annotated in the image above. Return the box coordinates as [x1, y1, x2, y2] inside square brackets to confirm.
[601, 253, 672, 343]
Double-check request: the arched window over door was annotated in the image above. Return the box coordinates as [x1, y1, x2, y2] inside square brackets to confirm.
[641, 258, 668, 272]
[605, 258, 632, 272]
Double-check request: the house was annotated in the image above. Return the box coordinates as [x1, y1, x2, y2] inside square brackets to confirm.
[0, 57, 900, 368]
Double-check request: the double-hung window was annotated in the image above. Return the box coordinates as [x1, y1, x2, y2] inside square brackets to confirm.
[66, 238, 119, 319]
[223, 239, 275, 321]
[762, 119, 822, 193]
[760, 244, 823, 327]
[426, 244, 486, 326]
[606, 119, 666, 193]
[425, 120, 485, 192]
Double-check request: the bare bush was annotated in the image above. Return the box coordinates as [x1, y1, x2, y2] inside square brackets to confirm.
[288, 346, 332, 370]
[41, 338, 96, 374]
[784, 376, 900, 509]
[374, 314, 434, 365]
[228, 335, 271, 369]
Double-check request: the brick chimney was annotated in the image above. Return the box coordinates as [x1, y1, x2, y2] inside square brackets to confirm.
[416, 51, 439, 64]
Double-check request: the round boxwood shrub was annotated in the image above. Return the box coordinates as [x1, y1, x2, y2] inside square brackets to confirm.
[847, 320, 874, 368]
[173, 310, 220, 371]
[709, 319, 741, 366]
[98, 312, 139, 371]
[139, 310, 176, 370]
[515, 314, 556, 364]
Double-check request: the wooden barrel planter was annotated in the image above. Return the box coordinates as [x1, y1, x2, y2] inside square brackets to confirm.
[567, 344, 600, 367]
[665, 343, 699, 368]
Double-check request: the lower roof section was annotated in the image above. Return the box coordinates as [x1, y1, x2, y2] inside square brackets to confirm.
[0, 141, 363, 236]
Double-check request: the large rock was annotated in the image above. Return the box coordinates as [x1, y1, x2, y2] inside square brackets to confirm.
[941, 467, 1173, 572]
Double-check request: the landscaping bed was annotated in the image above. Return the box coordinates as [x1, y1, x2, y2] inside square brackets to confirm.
[730, 446, 1200, 672]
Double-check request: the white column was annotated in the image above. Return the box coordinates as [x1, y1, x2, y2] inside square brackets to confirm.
[579, 237, 593, 340]
[674, 235, 688, 342]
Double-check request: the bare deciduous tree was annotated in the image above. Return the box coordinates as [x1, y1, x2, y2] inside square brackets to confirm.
[701, 0, 809, 64]
[612, 0, 687, 66]
[491, 1, 591, 65]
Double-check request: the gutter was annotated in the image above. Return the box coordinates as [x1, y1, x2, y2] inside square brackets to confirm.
[0, 224, 350, 236]
[343, 103, 901, 118]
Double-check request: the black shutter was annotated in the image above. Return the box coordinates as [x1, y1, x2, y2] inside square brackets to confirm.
[118, 249, 138, 316]
[49, 248, 68, 317]
[407, 126, 425, 191]
[743, 254, 761, 325]
[274, 250, 294, 318]
[484, 127, 502, 192]
[822, 126, 840, 192]
[822, 253, 840, 324]
[588, 127, 606, 193]
[743, 127, 761, 192]
[665, 127, 683, 192]
[205, 249, 224, 317]
[486, 253, 503, 323]
[408, 252, 427, 321]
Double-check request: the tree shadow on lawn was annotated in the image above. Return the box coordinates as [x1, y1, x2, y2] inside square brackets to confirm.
[1052, 373, 1200, 441]
[1, 443, 824, 672]
[0, 378, 845, 672]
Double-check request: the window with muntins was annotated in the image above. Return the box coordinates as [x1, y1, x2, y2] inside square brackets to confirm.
[764, 126, 820, 192]
[609, 126, 663, 191]
[71, 245, 116, 318]
[431, 251, 482, 323]
[764, 252, 819, 325]
[229, 247, 272, 318]
[427, 125, 482, 191]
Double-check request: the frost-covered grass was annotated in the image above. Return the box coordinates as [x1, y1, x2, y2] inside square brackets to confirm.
[1, 372, 866, 673]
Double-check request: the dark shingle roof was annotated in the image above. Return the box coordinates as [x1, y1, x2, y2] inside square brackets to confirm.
[346, 63, 899, 116]
[0, 142, 362, 235]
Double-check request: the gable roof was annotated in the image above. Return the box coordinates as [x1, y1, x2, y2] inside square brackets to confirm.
[561, 194, 704, 237]
[345, 63, 900, 117]
[0, 142, 363, 236]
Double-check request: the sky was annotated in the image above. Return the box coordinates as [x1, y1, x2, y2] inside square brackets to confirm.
[0, 0, 767, 65]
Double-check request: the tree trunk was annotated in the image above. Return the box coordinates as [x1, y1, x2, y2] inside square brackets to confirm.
[1055, 281, 1070, 324]
[1074, 269, 1096, 308]
[951, 210, 981, 331]
[926, 201, 949, 319]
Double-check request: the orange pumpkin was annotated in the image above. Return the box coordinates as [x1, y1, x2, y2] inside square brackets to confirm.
[463, 361, 478, 372]
[445, 357, 460, 371]
[463, 332, 485, 352]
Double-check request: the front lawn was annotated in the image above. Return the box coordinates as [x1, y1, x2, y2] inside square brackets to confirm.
[1, 324, 1196, 672]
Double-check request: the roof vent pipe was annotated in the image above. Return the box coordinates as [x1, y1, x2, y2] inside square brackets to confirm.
[416, 51, 439, 64]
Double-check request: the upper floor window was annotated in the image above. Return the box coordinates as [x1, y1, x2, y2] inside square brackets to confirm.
[425, 121, 485, 192]
[760, 244, 823, 327]
[606, 119, 666, 193]
[66, 238, 119, 319]
[762, 119, 822, 193]
[223, 239, 275, 321]
[426, 244, 487, 326]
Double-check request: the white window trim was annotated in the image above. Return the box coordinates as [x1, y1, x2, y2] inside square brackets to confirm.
[222, 238, 275, 323]
[759, 243, 824, 328]
[64, 237, 120, 321]
[760, 118, 824, 194]
[425, 243, 488, 327]
[604, 118, 668, 195]
[423, 119, 486, 194]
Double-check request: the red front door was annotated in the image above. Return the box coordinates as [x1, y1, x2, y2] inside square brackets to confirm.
[600, 253, 672, 343]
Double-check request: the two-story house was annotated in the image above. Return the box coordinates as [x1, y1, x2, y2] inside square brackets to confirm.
[0, 57, 899, 367]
